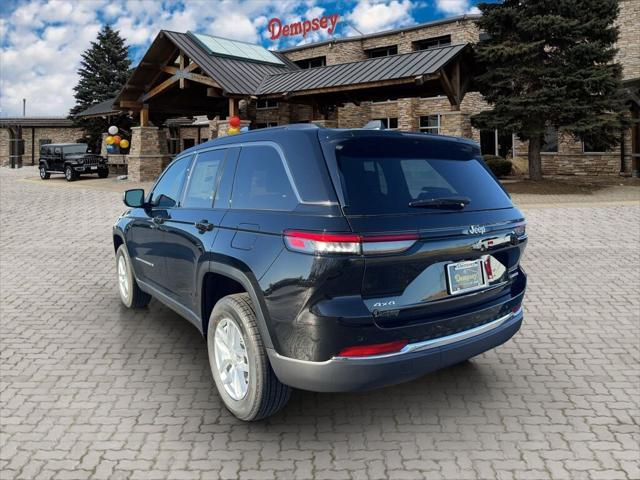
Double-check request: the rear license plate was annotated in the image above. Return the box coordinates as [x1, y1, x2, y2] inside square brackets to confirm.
[446, 259, 487, 295]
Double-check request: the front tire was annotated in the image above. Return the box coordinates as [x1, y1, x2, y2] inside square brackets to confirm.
[116, 245, 151, 308]
[207, 293, 291, 421]
[98, 168, 109, 179]
[64, 165, 76, 182]
[39, 166, 50, 180]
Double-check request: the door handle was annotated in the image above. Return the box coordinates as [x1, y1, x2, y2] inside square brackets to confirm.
[195, 220, 214, 233]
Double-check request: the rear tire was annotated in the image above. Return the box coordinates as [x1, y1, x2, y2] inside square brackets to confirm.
[39, 166, 50, 180]
[207, 293, 291, 421]
[116, 245, 151, 308]
[64, 165, 76, 182]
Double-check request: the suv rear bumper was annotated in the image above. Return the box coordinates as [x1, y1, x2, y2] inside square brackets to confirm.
[267, 308, 523, 392]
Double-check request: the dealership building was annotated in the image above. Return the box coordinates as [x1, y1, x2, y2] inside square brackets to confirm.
[1, 2, 638, 180]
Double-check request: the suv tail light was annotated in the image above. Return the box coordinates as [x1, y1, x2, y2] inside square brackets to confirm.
[284, 231, 418, 255]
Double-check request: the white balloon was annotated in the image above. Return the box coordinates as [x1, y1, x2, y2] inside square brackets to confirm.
[108, 126, 118, 135]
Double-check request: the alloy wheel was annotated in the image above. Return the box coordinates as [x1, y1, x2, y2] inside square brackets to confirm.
[214, 318, 250, 400]
[117, 255, 129, 301]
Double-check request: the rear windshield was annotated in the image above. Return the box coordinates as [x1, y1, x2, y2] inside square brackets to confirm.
[336, 137, 512, 215]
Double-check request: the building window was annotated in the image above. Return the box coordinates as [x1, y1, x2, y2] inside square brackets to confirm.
[254, 122, 278, 129]
[200, 137, 209, 143]
[583, 136, 611, 153]
[365, 45, 398, 58]
[481, 130, 513, 158]
[419, 115, 440, 134]
[256, 99, 278, 109]
[375, 117, 398, 130]
[294, 56, 326, 69]
[413, 35, 452, 51]
[183, 138, 195, 150]
[541, 126, 558, 153]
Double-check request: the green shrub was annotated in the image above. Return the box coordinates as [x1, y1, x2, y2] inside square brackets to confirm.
[483, 155, 512, 178]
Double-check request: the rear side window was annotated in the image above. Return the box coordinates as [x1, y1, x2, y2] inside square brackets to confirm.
[182, 149, 225, 208]
[336, 138, 512, 215]
[231, 146, 298, 211]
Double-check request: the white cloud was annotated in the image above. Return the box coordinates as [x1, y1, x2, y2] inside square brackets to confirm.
[347, 0, 414, 34]
[435, 0, 479, 16]
[0, 0, 423, 117]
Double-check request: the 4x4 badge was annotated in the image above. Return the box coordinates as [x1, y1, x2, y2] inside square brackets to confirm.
[468, 225, 486, 235]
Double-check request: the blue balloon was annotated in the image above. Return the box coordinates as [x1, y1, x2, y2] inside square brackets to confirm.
[106, 144, 116, 153]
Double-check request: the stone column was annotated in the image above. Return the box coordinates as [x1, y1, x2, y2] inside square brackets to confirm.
[100, 133, 108, 156]
[398, 98, 418, 132]
[127, 126, 171, 182]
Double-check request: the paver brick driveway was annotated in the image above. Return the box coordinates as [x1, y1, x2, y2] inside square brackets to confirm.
[1, 167, 639, 480]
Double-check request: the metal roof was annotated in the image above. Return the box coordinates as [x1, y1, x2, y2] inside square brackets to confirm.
[75, 98, 119, 118]
[0, 117, 75, 127]
[162, 31, 294, 95]
[257, 43, 467, 95]
[278, 14, 480, 53]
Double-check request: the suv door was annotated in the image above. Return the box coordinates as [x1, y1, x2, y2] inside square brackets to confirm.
[126, 155, 192, 290]
[161, 147, 229, 311]
[52, 146, 63, 171]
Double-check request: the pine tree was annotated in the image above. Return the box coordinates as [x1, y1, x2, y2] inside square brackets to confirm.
[471, 0, 628, 180]
[70, 25, 131, 151]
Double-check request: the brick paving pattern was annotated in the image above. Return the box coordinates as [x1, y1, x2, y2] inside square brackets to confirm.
[1, 167, 639, 480]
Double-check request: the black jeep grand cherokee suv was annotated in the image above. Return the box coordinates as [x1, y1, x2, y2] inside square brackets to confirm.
[113, 125, 527, 421]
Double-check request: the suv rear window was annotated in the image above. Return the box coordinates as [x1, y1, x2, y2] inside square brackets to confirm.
[335, 137, 512, 215]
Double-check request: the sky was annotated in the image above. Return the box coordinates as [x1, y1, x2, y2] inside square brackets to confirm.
[0, 0, 486, 117]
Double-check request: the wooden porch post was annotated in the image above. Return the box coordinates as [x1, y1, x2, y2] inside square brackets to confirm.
[140, 104, 149, 126]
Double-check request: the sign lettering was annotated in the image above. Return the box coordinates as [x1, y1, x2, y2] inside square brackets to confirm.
[268, 14, 340, 40]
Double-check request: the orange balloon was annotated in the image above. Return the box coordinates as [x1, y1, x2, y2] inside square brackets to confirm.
[229, 116, 241, 128]
[113, 135, 121, 144]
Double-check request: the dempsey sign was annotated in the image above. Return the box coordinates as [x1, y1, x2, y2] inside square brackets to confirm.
[267, 14, 340, 40]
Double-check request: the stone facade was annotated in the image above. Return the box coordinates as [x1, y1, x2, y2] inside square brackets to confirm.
[283, 16, 480, 65]
[277, 12, 638, 176]
[616, 0, 640, 82]
[0, 126, 84, 167]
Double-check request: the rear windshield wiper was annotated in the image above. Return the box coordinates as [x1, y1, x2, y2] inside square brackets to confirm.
[408, 197, 470, 210]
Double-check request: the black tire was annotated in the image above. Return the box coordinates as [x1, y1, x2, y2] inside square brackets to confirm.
[115, 245, 151, 308]
[207, 293, 291, 421]
[98, 168, 109, 179]
[39, 166, 50, 180]
[64, 165, 77, 182]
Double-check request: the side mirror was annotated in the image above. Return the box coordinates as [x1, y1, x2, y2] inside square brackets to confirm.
[123, 189, 145, 208]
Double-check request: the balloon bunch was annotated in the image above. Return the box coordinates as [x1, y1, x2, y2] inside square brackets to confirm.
[105, 126, 130, 153]
[228, 116, 241, 135]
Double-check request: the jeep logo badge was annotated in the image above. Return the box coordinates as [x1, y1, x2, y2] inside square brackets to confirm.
[468, 225, 486, 235]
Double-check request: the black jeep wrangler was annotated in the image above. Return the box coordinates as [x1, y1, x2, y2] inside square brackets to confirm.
[39, 143, 109, 181]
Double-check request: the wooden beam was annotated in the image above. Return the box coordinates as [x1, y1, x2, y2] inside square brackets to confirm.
[179, 53, 186, 89]
[439, 68, 460, 110]
[140, 104, 149, 126]
[228, 98, 239, 117]
[119, 100, 142, 109]
[185, 72, 220, 88]
[140, 75, 179, 102]
[207, 87, 223, 97]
